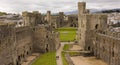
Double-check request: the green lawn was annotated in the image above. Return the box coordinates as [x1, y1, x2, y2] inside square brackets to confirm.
[32, 52, 56, 65]
[62, 44, 70, 65]
[68, 52, 80, 56]
[61, 44, 71, 65]
[63, 44, 70, 51]
[56, 27, 77, 42]
[62, 52, 69, 65]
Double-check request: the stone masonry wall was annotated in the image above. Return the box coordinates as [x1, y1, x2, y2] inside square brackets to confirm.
[33, 25, 48, 53]
[94, 32, 120, 65]
[0, 23, 15, 65]
[14, 26, 33, 65]
[0, 11, 60, 65]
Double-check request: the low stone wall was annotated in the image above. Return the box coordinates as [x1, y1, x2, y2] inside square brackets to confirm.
[65, 53, 74, 65]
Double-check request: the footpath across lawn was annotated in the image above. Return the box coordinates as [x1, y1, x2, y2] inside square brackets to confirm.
[32, 52, 56, 65]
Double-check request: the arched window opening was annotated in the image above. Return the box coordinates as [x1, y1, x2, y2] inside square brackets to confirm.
[95, 24, 98, 29]
[88, 46, 90, 51]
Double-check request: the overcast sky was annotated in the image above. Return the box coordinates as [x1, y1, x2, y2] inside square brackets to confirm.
[0, 0, 120, 13]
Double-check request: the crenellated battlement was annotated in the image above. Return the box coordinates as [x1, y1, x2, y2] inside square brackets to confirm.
[22, 11, 41, 17]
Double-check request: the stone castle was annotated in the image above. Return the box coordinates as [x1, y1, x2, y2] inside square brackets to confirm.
[0, 1, 120, 65]
[78, 2, 120, 65]
[0, 9, 79, 65]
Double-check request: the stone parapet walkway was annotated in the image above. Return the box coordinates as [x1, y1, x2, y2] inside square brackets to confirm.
[21, 53, 40, 65]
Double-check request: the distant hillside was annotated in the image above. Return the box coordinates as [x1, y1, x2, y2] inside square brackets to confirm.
[65, 10, 78, 15]
[65, 8, 120, 14]
[0, 12, 7, 16]
[65, 9, 101, 14]
[100, 9, 120, 13]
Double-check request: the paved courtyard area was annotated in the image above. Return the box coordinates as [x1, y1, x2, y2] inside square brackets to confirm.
[71, 56, 107, 65]
[70, 44, 107, 65]
[70, 45, 83, 51]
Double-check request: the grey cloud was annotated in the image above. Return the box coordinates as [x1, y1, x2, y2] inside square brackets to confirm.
[85, 0, 120, 3]
[0, 0, 119, 13]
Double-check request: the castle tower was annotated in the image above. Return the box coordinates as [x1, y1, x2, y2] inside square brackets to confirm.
[78, 13, 108, 51]
[22, 11, 31, 26]
[78, 2, 108, 51]
[78, 2, 86, 49]
[59, 12, 64, 21]
[57, 12, 64, 27]
[78, 2, 86, 42]
[22, 11, 41, 26]
[46, 11, 51, 25]
[32, 11, 42, 25]
[78, 2, 86, 15]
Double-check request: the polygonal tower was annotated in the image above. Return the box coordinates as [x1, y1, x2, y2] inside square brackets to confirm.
[78, 2, 86, 14]
[78, 2, 108, 51]
[22, 11, 41, 26]
[78, 2, 86, 49]
[46, 11, 51, 25]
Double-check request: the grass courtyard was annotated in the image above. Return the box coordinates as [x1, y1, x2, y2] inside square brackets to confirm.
[56, 27, 77, 42]
[32, 52, 56, 65]
[63, 44, 71, 51]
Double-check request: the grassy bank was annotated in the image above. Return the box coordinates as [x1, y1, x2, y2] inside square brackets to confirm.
[62, 52, 69, 65]
[62, 44, 70, 65]
[63, 44, 70, 51]
[32, 52, 56, 65]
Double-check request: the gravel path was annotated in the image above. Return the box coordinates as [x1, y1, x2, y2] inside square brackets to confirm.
[56, 42, 65, 65]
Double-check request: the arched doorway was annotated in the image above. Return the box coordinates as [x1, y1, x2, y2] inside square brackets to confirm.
[16, 61, 19, 65]
[46, 44, 49, 52]
[88, 46, 90, 51]
[95, 24, 98, 29]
